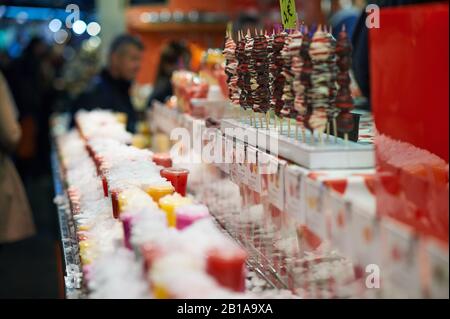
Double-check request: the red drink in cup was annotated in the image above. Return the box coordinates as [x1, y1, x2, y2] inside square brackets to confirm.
[206, 248, 247, 292]
[111, 190, 120, 219]
[160, 168, 189, 196]
[152, 153, 173, 168]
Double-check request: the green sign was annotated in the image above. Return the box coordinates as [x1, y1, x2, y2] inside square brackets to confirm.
[279, 0, 297, 29]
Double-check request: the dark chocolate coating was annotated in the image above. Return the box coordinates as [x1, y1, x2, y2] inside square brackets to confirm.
[336, 111, 354, 133]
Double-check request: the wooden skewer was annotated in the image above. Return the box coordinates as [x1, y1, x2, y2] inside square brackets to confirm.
[295, 123, 299, 140]
[344, 133, 349, 145]
[319, 131, 323, 144]
[288, 118, 291, 138]
[333, 118, 338, 143]
[274, 115, 277, 129]
[310, 130, 314, 145]
[280, 117, 283, 134]
[259, 113, 263, 128]
[302, 128, 306, 143]
[266, 112, 270, 130]
[326, 122, 330, 142]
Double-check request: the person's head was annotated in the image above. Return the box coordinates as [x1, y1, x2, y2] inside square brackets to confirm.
[234, 13, 261, 34]
[23, 36, 48, 59]
[156, 41, 191, 80]
[108, 34, 144, 82]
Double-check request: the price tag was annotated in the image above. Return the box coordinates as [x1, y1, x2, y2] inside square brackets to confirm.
[426, 239, 449, 299]
[267, 158, 286, 211]
[279, 0, 297, 30]
[257, 151, 272, 196]
[327, 192, 352, 258]
[229, 141, 239, 184]
[382, 219, 422, 298]
[236, 143, 248, 185]
[284, 165, 307, 223]
[246, 147, 261, 193]
[351, 205, 381, 269]
[304, 179, 326, 241]
[224, 137, 234, 174]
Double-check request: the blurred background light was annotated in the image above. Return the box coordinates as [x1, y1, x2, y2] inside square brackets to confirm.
[86, 22, 101, 36]
[53, 29, 69, 44]
[16, 11, 28, 24]
[72, 20, 87, 35]
[48, 18, 62, 32]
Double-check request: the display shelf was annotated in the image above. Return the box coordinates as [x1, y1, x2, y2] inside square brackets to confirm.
[50, 147, 87, 299]
[150, 103, 374, 169]
[221, 118, 375, 169]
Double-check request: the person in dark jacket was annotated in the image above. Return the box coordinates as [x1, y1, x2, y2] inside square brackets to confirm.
[71, 34, 144, 132]
[147, 41, 191, 107]
[352, 0, 443, 105]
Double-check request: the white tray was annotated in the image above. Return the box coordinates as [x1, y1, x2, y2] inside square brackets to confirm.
[220, 118, 374, 169]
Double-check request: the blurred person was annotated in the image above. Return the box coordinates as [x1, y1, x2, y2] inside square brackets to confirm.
[233, 12, 261, 34]
[6, 37, 50, 179]
[0, 50, 11, 75]
[352, 0, 441, 103]
[147, 41, 191, 106]
[0, 71, 36, 246]
[329, 0, 362, 39]
[299, 0, 327, 26]
[70, 34, 144, 132]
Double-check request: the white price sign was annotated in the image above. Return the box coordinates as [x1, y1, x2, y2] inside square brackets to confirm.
[426, 239, 449, 299]
[284, 165, 306, 223]
[235, 142, 247, 185]
[328, 192, 352, 258]
[304, 179, 326, 241]
[351, 206, 381, 269]
[246, 147, 261, 193]
[382, 220, 422, 298]
[267, 158, 286, 211]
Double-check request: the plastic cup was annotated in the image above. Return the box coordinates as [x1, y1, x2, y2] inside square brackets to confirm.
[160, 168, 189, 196]
[146, 184, 175, 203]
[158, 194, 192, 227]
[175, 204, 210, 230]
[152, 153, 173, 168]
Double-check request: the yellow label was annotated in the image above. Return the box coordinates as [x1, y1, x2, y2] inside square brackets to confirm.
[226, 21, 233, 35]
[279, 0, 297, 29]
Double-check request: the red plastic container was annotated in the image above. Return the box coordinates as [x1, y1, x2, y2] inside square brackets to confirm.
[160, 168, 189, 197]
[152, 153, 173, 168]
[111, 190, 120, 219]
[206, 248, 247, 292]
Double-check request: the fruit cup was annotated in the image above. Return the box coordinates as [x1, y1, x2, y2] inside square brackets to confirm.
[206, 247, 247, 292]
[175, 204, 210, 230]
[152, 153, 173, 168]
[158, 193, 192, 227]
[146, 184, 175, 203]
[160, 167, 189, 197]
